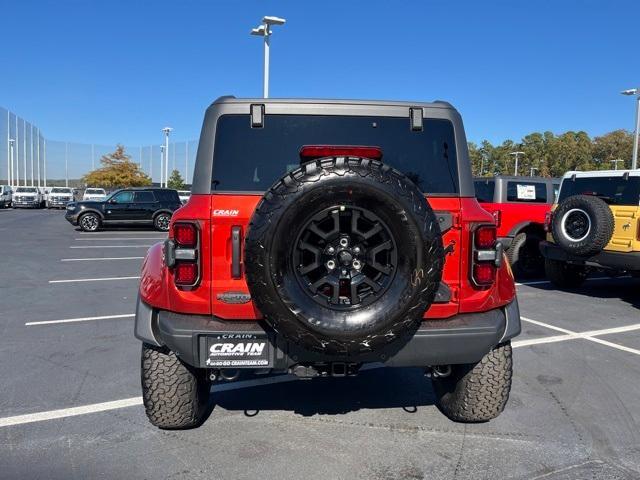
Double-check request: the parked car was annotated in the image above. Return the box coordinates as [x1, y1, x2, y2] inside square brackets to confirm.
[82, 188, 107, 201]
[46, 187, 74, 208]
[474, 175, 560, 278]
[134, 96, 521, 429]
[177, 190, 191, 205]
[540, 169, 640, 287]
[12, 186, 43, 208]
[65, 187, 182, 232]
[0, 185, 12, 208]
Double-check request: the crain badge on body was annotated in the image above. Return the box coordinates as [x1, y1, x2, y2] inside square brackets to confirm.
[217, 291, 251, 304]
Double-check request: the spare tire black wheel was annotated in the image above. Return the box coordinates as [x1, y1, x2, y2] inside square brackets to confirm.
[551, 194, 614, 257]
[245, 157, 445, 355]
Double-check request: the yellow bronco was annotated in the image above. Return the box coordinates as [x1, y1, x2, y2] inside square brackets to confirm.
[539, 170, 640, 287]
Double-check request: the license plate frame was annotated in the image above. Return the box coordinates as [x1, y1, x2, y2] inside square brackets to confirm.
[202, 333, 271, 368]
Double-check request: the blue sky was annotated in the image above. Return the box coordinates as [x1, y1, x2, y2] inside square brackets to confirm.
[2, 0, 638, 146]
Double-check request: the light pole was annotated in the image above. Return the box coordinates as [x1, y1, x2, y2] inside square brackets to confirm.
[9, 139, 15, 187]
[65, 142, 69, 188]
[160, 145, 165, 187]
[251, 16, 286, 98]
[510, 151, 525, 176]
[621, 88, 639, 170]
[162, 127, 172, 187]
[611, 159, 624, 170]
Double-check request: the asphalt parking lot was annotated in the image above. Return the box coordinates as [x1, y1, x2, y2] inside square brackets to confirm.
[1, 208, 639, 480]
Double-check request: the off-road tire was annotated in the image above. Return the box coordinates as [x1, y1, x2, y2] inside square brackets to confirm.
[79, 212, 101, 232]
[552, 194, 614, 257]
[245, 156, 444, 355]
[432, 342, 513, 423]
[141, 343, 210, 429]
[507, 232, 544, 279]
[154, 212, 171, 231]
[544, 258, 588, 288]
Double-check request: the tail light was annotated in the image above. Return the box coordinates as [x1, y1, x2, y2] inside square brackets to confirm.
[167, 222, 200, 287]
[544, 211, 553, 232]
[299, 145, 383, 161]
[471, 225, 501, 288]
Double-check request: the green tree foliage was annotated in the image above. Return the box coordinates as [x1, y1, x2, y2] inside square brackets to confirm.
[469, 129, 634, 177]
[83, 145, 151, 188]
[167, 169, 185, 190]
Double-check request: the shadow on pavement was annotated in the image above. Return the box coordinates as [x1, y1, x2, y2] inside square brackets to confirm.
[211, 366, 435, 417]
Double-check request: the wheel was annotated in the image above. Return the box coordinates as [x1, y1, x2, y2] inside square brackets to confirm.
[432, 342, 513, 423]
[544, 258, 587, 288]
[79, 212, 101, 232]
[154, 212, 171, 231]
[141, 343, 210, 429]
[507, 232, 544, 279]
[245, 157, 445, 355]
[551, 195, 614, 257]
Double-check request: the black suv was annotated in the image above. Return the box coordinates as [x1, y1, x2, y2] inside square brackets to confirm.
[65, 187, 182, 232]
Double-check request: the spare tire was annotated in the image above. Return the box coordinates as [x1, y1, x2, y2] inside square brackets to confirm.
[551, 194, 614, 257]
[244, 157, 444, 355]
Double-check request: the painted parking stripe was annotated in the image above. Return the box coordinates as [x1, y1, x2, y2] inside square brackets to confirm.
[0, 375, 303, 428]
[61, 257, 144, 262]
[49, 276, 140, 284]
[70, 245, 153, 249]
[518, 317, 640, 355]
[25, 314, 135, 326]
[75, 237, 165, 241]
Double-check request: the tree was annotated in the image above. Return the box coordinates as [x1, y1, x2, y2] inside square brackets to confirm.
[167, 169, 185, 190]
[592, 130, 634, 170]
[83, 145, 151, 188]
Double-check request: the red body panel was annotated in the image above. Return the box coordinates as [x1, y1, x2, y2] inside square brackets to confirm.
[140, 193, 515, 320]
[479, 201, 550, 239]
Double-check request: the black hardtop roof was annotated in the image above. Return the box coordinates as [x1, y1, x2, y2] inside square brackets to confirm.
[208, 95, 456, 111]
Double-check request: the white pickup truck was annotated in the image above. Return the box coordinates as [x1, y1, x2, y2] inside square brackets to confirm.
[12, 186, 43, 208]
[46, 187, 74, 208]
[82, 188, 107, 201]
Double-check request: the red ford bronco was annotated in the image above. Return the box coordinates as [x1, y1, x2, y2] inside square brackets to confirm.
[474, 175, 559, 278]
[135, 97, 521, 429]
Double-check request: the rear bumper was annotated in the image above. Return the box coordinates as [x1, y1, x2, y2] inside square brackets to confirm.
[540, 241, 640, 271]
[135, 297, 521, 369]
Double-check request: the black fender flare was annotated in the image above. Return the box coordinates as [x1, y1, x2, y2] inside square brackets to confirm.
[152, 209, 174, 220]
[78, 208, 105, 220]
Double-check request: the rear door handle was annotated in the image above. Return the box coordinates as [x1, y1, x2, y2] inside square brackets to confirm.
[231, 226, 242, 279]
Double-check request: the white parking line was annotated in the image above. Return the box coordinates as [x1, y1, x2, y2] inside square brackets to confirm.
[25, 314, 135, 326]
[70, 245, 153, 249]
[61, 257, 144, 262]
[0, 375, 302, 428]
[75, 238, 165, 241]
[515, 317, 640, 355]
[49, 276, 140, 284]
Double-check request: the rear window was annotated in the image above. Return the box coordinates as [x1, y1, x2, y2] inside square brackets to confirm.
[558, 176, 640, 205]
[134, 191, 156, 203]
[86, 189, 104, 194]
[474, 179, 495, 202]
[506, 181, 547, 203]
[211, 114, 459, 194]
[154, 190, 180, 202]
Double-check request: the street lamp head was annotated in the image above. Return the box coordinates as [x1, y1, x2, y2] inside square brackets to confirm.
[621, 88, 639, 96]
[161, 127, 173, 134]
[250, 25, 266, 36]
[510, 151, 525, 156]
[9, 138, 14, 145]
[262, 16, 286, 26]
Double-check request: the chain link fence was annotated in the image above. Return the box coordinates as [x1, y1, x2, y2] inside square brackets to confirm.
[1, 106, 196, 188]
